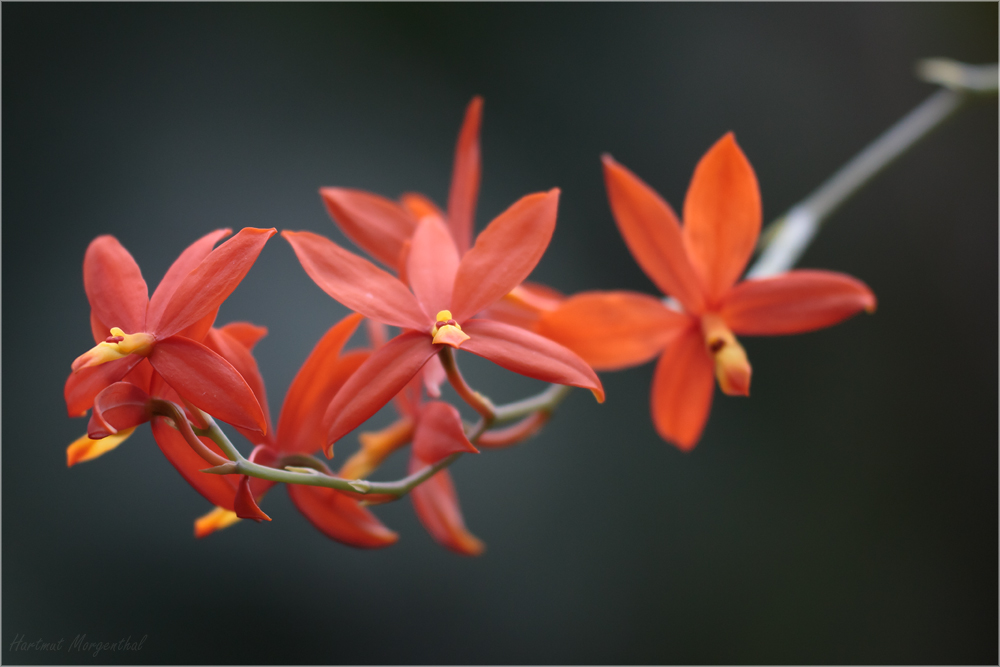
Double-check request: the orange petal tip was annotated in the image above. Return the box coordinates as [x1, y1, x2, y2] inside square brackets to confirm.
[66, 428, 135, 467]
[194, 507, 241, 539]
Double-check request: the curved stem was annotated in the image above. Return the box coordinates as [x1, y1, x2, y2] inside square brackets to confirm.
[438, 346, 496, 421]
[749, 60, 996, 278]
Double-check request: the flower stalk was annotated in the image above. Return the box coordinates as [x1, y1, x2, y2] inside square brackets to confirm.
[751, 59, 997, 278]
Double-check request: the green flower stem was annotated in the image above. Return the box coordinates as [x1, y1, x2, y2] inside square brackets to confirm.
[750, 59, 997, 278]
[183, 377, 576, 499]
[439, 346, 496, 422]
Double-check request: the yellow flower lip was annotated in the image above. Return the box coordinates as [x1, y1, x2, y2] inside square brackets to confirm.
[701, 314, 752, 397]
[430, 310, 470, 349]
[71, 327, 155, 373]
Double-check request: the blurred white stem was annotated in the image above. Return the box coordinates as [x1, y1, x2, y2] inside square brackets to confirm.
[748, 60, 997, 278]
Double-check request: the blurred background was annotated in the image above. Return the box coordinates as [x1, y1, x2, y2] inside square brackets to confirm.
[4, 4, 996, 664]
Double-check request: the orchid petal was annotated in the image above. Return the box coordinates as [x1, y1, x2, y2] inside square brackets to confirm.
[450, 190, 560, 323]
[149, 336, 267, 434]
[204, 326, 274, 442]
[446, 96, 483, 254]
[421, 354, 447, 399]
[150, 417, 238, 510]
[216, 322, 269, 350]
[720, 270, 877, 336]
[650, 326, 715, 450]
[277, 313, 369, 454]
[400, 192, 446, 222]
[67, 428, 136, 467]
[146, 229, 232, 329]
[194, 506, 241, 539]
[88, 382, 153, 439]
[234, 475, 271, 522]
[64, 354, 143, 417]
[535, 291, 689, 371]
[460, 319, 604, 402]
[602, 155, 707, 314]
[282, 230, 428, 330]
[320, 187, 417, 271]
[82, 235, 148, 334]
[246, 444, 280, 504]
[155, 228, 276, 339]
[409, 462, 484, 556]
[324, 332, 438, 454]
[413, 402, 479, 464]
[287, 484, 398, 548]
[682, 133, 762, 303]
[407, 215, 461, 319]
[480, 281, 564, 330]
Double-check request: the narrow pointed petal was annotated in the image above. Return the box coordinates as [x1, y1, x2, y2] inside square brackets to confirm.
[194, 507, 241, 538]
[82, 235, 149, 334]
[147, 229, 232, 329]
[155, 228, 276, 339]
[277, 313, 369, 454]
[413, 402, 479, 464]
[720, 270, 878, 336]
[320, 187, 418, 271]
[341, 417, 415, 480]
[460, 319, 605, 402]
[246, 444, 280, 503]
[650, 326, 715, 451]
[422, 354, 447, 398]
[150, 418, 238, 509]
[216, 322, 268, 350]
[67, 428, 136, 467]
[450, 190, 560, 323]
[283, 230, 428, 330]
[149, 336, 267, 434]
[480, 281, 564, 330]
[407, 216, 461, 318]
[446, 96, 483, 254]
[64, 354, 143, 417]
[682, 133, 762, 303]
[409, 462, 484, 556]
[324, 332, 438, 453]
[90, 310, 109, 345]
[287, 484, 398, 548]
[234, 475, 271, 522]
[400, 192, 446, 222]
[204, 326, 274, 440]
[535, 291, 689, 371]
[602, 156, 707, 314]
[176, 307, 219, 344]
[88, 382, 153, 439]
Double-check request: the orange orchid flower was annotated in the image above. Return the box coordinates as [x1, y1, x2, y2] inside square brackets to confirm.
[319, 96, 565, 332]
[198, 314, 400, 547]
[338, 323, 485, 556]
[69, 320, 271, 516]
[284, 187, 604, 457]
[64, 228, 275, 434]
[536, 134, 876, 449]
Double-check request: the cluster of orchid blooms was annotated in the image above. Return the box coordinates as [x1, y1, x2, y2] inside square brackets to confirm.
[65, 97, 876, 555]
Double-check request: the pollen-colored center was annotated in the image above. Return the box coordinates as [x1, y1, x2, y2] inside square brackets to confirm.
[71, 327, 156, 373]
[700, 313, 752, 397]
[430, 310, 470, 348]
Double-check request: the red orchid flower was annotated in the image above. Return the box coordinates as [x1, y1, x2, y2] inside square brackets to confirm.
[535, 134, 876, 449]
[64, 228, 275, 434]
[319, 96, 565, 331]
[69, 320, 273, 517]
[198, 314, 400, 548]
[283, 188, 604, 457]
[338, 323, 484, 556]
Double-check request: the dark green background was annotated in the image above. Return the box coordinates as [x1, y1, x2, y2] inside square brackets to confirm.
[4, 3, 996, 664]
